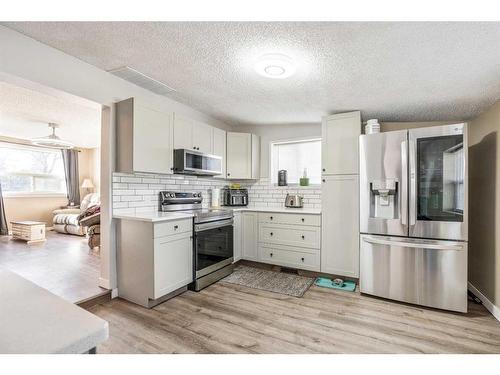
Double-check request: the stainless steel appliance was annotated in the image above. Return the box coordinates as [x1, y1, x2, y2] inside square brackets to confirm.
[285, 194, 304, 208]
[278, 170, 288, 186]
[159, 191, 234, 291]
[173, 149, 222, 176]
[359, 123, 468, 312]
[222, 188, 248, 206]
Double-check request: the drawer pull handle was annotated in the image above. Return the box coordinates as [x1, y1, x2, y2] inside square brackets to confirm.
[301, 235, 305, 239]
[270, 232, 273, 236]
[301, 257, 305, 262]
[270, 253, 273, 257]
[174, 225, 179, 230]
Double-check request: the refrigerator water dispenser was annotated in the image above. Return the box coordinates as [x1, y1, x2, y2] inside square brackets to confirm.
[370, 180, 398, 219]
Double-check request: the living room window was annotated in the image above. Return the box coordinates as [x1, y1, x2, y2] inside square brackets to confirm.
[270, 138, 322, 185]
[0, 142, 67, 196]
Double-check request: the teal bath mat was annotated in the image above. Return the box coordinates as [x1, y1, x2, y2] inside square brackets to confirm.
[314, 277, 356, 292]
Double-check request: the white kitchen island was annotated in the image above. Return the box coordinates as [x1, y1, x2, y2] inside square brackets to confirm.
[0, 268, 108, 354]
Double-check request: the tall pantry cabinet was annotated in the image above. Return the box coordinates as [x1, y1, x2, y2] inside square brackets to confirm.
[321, 111, 361, 278]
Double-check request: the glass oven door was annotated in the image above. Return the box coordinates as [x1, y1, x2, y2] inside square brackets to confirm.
[194, 219, 233, 278]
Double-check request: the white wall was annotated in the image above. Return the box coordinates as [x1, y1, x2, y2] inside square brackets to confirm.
[236, 123, 321, 178]
[0, 26, 232, 291]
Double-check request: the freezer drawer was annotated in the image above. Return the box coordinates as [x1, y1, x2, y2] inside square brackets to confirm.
[360, 234, 467, 312]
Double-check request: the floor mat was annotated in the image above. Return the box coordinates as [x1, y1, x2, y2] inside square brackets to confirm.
[221, 265, 314, 297]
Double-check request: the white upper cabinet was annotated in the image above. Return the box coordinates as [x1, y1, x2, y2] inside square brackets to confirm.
[173, 113, 213, 153]
[212, 127, 227, 178]
[322, 111, 361, 175]
[226, 132, 260, 179]
[116, 98, 173, 174]
[173, 114, 193, 150]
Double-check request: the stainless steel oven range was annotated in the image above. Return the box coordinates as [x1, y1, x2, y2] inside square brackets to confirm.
[159, 191, 234, 291]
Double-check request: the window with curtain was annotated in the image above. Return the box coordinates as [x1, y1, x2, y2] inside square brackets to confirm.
[0, 142, 67, 196]
[270, 138, 322, 185]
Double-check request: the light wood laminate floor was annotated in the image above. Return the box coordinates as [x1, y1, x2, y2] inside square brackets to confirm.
[0, 231, 106, 303]
[89, 280, 500, 354]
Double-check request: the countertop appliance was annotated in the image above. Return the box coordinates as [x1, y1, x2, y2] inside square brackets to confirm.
[285, 194, 304, 208]
[359, 123, 468, 312]
[222, 188, 248, 207]
[173, 149, 222, 176]
[278, 170, 287, 186]
[159, 191, 234, 291]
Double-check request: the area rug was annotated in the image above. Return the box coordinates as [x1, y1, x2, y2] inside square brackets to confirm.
[222, 265, 314, 297]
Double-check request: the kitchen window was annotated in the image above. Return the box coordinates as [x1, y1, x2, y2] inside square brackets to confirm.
[270, 138, 321, 185]
[0, 142, 67, 197]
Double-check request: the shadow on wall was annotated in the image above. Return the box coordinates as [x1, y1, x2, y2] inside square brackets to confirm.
[469, 131, 496, 302]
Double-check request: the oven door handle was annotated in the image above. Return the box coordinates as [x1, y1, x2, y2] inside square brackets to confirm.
[195, 218, 234, 232]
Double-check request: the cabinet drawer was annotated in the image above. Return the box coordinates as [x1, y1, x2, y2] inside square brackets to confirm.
[259, 223, 320, 249]
[258, 212, 320, 227]
[258, 244, 320, 272]
[154, 218, 192, 238]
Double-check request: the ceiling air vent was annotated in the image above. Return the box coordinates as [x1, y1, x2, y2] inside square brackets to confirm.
[108, 66, 176, 96]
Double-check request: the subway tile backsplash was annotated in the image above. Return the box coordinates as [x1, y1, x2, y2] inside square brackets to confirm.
[112, 173, 321, 215]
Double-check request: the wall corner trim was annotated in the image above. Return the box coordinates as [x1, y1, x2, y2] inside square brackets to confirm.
[468, 282, 500, 322]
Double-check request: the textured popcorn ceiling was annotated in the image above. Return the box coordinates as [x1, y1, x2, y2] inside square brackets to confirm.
[3, 22, 500, 125]
[0, 82, 101, 148]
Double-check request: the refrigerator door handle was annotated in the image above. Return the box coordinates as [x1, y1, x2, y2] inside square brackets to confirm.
[362, 236, 464, 251]
[408, 139, 417, 226]
[401, 140, 408, 226]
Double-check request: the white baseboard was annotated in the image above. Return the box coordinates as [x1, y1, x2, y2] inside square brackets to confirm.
[111, 288, 118, 299]
[468, 282, 500, 322]
[98, 277, 111, 289]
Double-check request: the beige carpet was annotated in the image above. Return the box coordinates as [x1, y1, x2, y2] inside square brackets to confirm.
[221, 265, 314, 297]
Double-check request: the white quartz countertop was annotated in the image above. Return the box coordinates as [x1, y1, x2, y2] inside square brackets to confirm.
[113, 211, 195, 223]
[230, 206, 321, 215]
[0, 268, 109, 354]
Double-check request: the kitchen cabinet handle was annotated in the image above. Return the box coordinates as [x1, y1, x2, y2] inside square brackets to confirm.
[174, 225, 178, 230]
[301, 235, 305, 239]
[227, 173, 231, 176]
[270, 253, 273, 257]
[270, 216, 273, 220]
[270, 232, 273, 236]
[322, 168, 326, 172]
[322, 179, 326, 183]
[301, 218, 305, 222]
[301, 257, 305, 262]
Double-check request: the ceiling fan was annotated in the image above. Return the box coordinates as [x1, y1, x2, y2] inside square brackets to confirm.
[31, 123, 74, 149]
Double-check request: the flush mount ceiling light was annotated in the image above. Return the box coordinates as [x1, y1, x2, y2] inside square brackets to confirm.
[254, 54, 296, 79]
[31, 123, 74, 149]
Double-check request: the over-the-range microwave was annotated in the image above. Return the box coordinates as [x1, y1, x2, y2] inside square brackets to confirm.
[173, 149, 222, 176]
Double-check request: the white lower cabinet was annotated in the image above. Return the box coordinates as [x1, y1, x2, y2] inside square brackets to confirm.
[239, 211, 321, 272]
[321, 174, 359, 277]
[233, 212, 242, 262]
[242, 212, 258, 261]
[153, 233, 193, 299]
[117, 218, 193, 308]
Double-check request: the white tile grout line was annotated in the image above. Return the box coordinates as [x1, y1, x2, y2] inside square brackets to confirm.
[468, 282, 500, 322]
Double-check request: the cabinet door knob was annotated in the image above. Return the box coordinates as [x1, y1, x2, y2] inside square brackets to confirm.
[270, 216, 273, 220]
[270, 232, 273, 236]
[301, 235, 305, 239]
[322, 179, 326, 183]
[301, 218, 305, 222]
[174, 225, 178, 230]
[301, 257, 305, 262]
[227, 173, 231, 176]
[322, 168, 326, 172]
[270, 253, 273, 257]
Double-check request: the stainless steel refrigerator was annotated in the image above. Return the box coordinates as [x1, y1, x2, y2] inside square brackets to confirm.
[359, 123, 468, 312]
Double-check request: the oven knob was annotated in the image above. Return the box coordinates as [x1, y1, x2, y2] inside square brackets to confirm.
[169, 193, 175, 198]
[197, 193, 202, 197]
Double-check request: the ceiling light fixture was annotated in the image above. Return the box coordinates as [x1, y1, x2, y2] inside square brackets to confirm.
[31, 123, 74, 149]
[254, 54, 296, 79]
